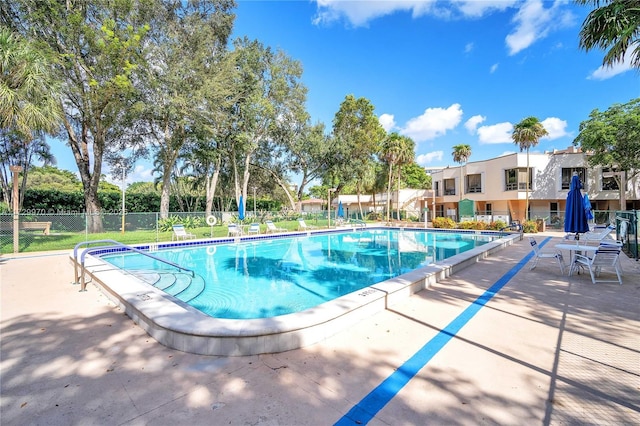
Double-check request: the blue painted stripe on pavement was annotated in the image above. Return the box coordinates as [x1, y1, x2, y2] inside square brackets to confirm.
[335, 237, 546, 425]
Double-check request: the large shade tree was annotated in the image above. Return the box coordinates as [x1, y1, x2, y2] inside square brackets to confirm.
[2, 0, 151, 232]
[573, 97, 640, 210]
[576, 0, 640, 69]
[512, 117, 548, 221]
[141, 0, 236, 219]
[227, 37, 307, 215]
[330, 95, 386, 218]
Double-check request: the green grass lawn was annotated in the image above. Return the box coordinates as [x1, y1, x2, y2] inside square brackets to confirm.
[0, 218, 328, 254]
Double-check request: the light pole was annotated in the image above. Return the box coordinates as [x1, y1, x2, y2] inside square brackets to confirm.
[10, 165, 22, 253]
[328, 188, 336, 228]
[121, 166, 126, 234]
[252, 186, 256, 218]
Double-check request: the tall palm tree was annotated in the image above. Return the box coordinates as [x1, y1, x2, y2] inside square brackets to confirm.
[380, 133, 415, 222]
[575, 0, 640, 69]
[452, 144, 472, 201]
[0, 29, 61, 139]
[511, 117, 548, 221]
[0, 28, 61, 211]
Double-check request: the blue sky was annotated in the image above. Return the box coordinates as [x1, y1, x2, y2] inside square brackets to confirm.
[51, 0, 638, 185]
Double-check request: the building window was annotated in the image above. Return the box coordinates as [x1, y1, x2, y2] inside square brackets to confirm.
[435, 180, 440, 197]
[466, 174, 482, 193]
[601, 168, 619, 190]
[444, 178, 456, 195]
[561, 167, 586, 190]
[504, 168, 531, 191]
[486, 203, 492, 215]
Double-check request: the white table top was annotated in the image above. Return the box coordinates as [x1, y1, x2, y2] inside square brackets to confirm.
[555, 243, 599, 251]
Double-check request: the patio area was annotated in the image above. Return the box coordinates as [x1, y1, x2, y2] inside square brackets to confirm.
[1, 231, 638, 425]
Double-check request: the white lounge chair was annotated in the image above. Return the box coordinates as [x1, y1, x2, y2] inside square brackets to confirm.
[528, 237, 565, 274]
[582, 224, 615, 245]
[247, 223, 261, 235]
[574, 240, 623, 284]
[227, 223, 242, 237]
[172, 224, 195, 241]
[265, 220, 285, 233]
[298, 218, 317, 231]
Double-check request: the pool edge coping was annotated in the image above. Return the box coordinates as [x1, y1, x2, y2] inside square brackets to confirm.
[74, 229, 521, 356]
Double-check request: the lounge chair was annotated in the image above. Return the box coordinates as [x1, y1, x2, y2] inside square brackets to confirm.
[297, 218, 317, 231]
[227, 223, 242, 237]
[528, 237, 565, 274]
[172, 224, 196, 241]
[574, 240, 623, 284]
[247, 223, 261, 235]
[265, 220, 286, 233]
[581, 224, 615, 245]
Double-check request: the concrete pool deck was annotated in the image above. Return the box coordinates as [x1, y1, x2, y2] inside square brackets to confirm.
[1, 231, 639, 425]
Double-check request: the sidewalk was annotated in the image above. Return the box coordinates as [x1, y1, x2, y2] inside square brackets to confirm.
[1, 233, 638, 425]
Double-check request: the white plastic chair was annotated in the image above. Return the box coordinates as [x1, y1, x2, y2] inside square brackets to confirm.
[247, 223, 260, 235]
[528, 237, 565, 274]
[227, 223, 242, 237]
[172, 224, 195, 241]
[574, 241, 623, 284]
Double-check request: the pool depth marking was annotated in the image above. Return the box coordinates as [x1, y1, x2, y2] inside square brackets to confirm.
[334, 237, 545, 425]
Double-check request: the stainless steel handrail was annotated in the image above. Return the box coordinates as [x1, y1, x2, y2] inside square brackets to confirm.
[73, 240, 194, 291]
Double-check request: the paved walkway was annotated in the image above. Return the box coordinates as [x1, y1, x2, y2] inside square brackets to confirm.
[1, 233, 638, 425]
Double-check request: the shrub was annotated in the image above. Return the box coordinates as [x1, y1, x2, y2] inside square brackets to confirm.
[488, 220, 508, 231]
[432, 217, 456, 229]
[157, 215, 204, 232]
[523, 220, 538, 233]
[458, 220, 487, 230]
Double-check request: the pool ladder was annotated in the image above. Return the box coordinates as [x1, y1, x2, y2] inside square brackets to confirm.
[72, 240, 195, 292]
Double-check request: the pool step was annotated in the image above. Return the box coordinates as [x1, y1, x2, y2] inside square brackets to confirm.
[128, 269, 204, 303]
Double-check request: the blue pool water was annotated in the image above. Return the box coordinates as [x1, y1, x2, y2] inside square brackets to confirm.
[101, 229, 497, 319]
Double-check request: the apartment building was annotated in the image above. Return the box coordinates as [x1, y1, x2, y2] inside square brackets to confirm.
[429, 147, 639, 225]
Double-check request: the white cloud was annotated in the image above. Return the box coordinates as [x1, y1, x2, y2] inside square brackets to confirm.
[490, 63, 499, 73]
[454, 0, 519, 18]
[313, 0, 436, 27]
[400, 104, 463, 142]
[464, 115, 486, 134]
[379, 113, 396, 132]
[416, 151, 444, 165]
[588, 50, 634, 80]
[313, 0, 575, 56]
[477, 122, 514, 144]
[505, 0, 574, 55]
[313, 0, 519, 27]
[464, 42, 474, 53]
[541, 117, 568, 140]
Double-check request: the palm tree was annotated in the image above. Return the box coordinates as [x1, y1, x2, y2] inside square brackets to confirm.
[0, 29, 61, 211]
[511, 117, 548, 221]
[0, 29, 61, 139]
[452, 144, 472, 201]
[575, 0, 640, 70]
[381, 133, 415, 222]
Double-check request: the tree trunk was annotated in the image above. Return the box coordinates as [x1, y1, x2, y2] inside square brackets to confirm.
[205, 157, 221, 216]
[159, 161, 172, 219]
[386, 163, 393, 222]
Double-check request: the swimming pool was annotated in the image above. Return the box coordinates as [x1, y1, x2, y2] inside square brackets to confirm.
[100, 229, 495, 319]
[77, 226, 520, 355]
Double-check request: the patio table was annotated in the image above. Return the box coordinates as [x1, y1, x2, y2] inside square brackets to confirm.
[555, 243, 599, 276]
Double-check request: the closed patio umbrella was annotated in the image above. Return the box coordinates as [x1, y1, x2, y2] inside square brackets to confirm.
[564, 173, 589, 237]
[238, 195, 245, 220]
[337, 200, 344, 218]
